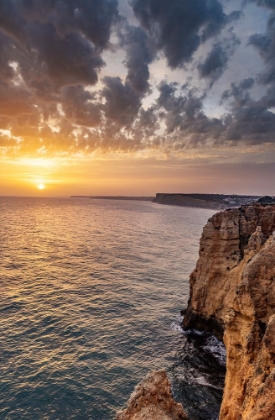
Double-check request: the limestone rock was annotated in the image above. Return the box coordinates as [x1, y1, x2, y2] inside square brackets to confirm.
[116, 370, 188, 420]
[182, 204, 275, 420]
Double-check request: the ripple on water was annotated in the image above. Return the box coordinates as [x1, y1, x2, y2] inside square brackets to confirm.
[0, 197, 217, 419]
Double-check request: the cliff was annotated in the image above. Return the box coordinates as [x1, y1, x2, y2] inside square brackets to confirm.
[153, 193, 222, 210]
[153, 193, 260, 210]
[116, 370, 188, 420]
[183, 204, 275, 419]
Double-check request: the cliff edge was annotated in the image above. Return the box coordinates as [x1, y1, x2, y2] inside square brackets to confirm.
[183, 204, 275, 419]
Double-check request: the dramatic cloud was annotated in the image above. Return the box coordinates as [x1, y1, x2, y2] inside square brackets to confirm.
[0, 0, 275, 161]
[118, 22, 155, 93]
[131, 0, 237, 68]
[101, 76, 142, 126]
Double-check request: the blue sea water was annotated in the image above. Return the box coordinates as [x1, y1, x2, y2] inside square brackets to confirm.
[0, 197, 218, 419]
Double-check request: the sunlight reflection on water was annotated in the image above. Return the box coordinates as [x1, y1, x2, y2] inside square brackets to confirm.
[0, 197, 215, 419]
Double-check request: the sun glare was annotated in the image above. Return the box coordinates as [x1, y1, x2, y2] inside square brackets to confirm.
[38, 183, 45, 190]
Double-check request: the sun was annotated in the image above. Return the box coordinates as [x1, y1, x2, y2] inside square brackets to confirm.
[37, 183, 45, 190]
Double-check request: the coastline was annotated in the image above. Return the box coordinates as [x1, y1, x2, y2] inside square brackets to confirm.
[152, 193, 260, 210]
[117, 203, 275, 420]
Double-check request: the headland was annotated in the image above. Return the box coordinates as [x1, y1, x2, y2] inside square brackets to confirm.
[153, 193, 262, 210]
[117, 202, 275, 419]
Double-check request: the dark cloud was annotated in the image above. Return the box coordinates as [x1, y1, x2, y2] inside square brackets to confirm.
[132, 107, 159, 138]
[101, 77, 142, 126]
[157, 82, 204, 119]
[0, 0, 119, 89]
[0, 0, 26, 44]
[0, 33, 17, 82]
[17, 0, 119, 48]
[61, 85, 101, 127]
[154, 76, 275, 148]
[221, 78, 255, 107]
[118, 22, 155, 93]
[220, 77, 275, 144]
[27, 23, 105, 87]
[249, 14, 275, 85]
[199, 44, 229, 82]
[198, 34, 240, 85]
[249, 0, 275, 9]
[0, 0, 274, 158]
[131, 0, 235, 68]
[224, 106, 275, 143]
[155, 81, 225, 146]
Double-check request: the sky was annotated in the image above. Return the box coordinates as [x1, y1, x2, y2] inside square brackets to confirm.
[0, 0, 275, 197]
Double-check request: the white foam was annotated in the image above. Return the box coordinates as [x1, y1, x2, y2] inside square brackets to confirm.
[170, 322, 184, 332]
[183, 328, 205, 336]
[203, 335, 226, 366]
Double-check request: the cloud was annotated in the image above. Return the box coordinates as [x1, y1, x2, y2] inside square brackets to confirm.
[118, 22, 155, 93]
[0, 0, 119, 90]
[61, 85, 101, 128]
[198, 34, 240, 85]
[101, 76, 142, 126]
[249, 14, 275, 85]
[220, 78, 255, 108]
[0, 82, 35, 117]
[27, 23, 105, 87]
[0, 0, 275, 160]
[219, 77, 275, 144]
[17, 0, 119, 48]
[249, 0, 275, 10]
[130, 0, 234, 68]
[0, 33, 17, 82]
[224, 106, 275, 143]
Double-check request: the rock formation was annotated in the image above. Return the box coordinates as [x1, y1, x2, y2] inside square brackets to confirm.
[116, 370, 188, 420]
[183, 204, 275, 420]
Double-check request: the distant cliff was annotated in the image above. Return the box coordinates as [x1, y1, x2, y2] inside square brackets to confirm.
[183, 204, 275, 419]
[153, 193, 260, 210]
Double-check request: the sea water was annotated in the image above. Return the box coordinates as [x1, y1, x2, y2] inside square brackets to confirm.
[0, 197, 224, 420]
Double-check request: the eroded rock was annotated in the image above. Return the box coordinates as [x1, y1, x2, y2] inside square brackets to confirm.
[116, 370, 189, 420]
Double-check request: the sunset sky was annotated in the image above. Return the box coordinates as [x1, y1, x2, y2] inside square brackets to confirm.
[1, 0, 275, 197]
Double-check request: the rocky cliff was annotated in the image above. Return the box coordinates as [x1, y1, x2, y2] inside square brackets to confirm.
[116, 370, 188, 420]
[183, 204, 275, 420]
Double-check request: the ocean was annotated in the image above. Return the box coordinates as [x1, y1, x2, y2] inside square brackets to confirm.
[0, 197, 224, 420]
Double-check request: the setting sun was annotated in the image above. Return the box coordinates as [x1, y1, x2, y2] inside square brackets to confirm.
[37, 183, 45, 190]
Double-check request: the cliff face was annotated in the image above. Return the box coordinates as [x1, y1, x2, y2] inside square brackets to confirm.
[116, 370, 188, 420]
[183, 204, 275, 420]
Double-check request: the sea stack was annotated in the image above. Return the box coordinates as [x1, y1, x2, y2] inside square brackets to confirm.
[116, 370, 188, 420]
[183, 204, 275, 419]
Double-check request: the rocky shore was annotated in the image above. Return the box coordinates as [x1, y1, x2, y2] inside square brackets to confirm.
[183, 203, 275, 419]
[116, 370, 188, 420]
[117, 203, 275, 420]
